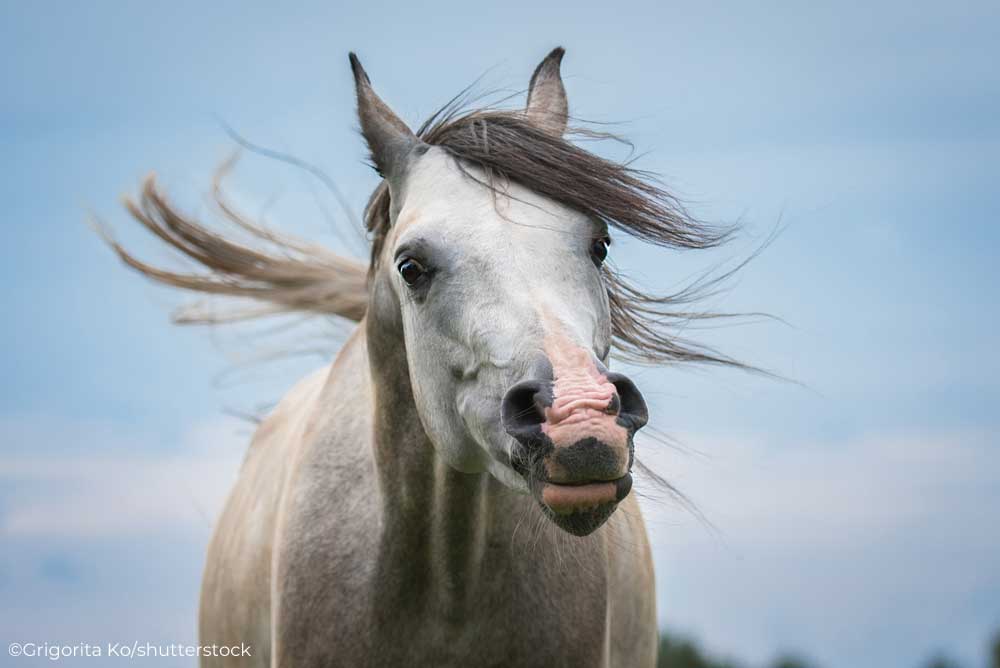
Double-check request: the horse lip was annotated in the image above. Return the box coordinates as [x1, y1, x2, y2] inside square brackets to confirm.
[545, 470, 624, 485]
[536, 473, 633, 515]
[524, 473, 633, 536]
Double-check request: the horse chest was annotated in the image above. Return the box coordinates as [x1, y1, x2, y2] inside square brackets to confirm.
[363, 570, 611, 668]
[276, 522, 613, 667]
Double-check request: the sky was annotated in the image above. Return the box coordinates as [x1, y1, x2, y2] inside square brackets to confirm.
[1, 1, 998, 666]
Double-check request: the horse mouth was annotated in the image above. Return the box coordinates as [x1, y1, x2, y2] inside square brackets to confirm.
[531, 473, 633, 537]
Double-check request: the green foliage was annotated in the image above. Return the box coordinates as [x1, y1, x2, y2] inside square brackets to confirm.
[658, 627, 1000, 668]
[922, 655, 962, 668]
[770, 656, 816, 668]
[657, 632, 740, 668]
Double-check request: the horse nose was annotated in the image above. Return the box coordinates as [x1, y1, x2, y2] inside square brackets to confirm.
[500, 374, 649, 437]
[500, 371, 649, 481]
[603, 372, 649, 432]
[500, 379, 551, 444]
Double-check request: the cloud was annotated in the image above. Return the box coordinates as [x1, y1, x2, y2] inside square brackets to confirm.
[1, 418, 998, 668]
[0, 416, 248, 537]
[0, 415, 251, 656]
[637, 428, 1000, 668]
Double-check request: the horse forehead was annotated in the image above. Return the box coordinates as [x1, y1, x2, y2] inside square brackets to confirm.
[396, 148, 587, 240]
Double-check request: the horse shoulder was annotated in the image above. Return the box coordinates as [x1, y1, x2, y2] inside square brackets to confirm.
[269, 329, 383, 666]
[197, 360, 338, 666]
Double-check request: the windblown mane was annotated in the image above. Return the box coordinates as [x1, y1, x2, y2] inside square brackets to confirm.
[104, 95, 751, 369]
[366, 100, 747, 367]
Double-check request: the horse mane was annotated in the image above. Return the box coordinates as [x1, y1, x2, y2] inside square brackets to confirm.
[102, 163, 368, 325]
[367, 97, 751, 368]
[104, 93, 751, 369]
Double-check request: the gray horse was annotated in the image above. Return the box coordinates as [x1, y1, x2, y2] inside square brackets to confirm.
[108, 47, 734, 667]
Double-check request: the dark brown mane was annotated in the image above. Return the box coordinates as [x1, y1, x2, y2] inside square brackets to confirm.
[364, 101, 749, 368]
[104, 92, 757, 371]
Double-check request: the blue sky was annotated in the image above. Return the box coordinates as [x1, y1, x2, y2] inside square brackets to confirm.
[1, 1, 998, 667]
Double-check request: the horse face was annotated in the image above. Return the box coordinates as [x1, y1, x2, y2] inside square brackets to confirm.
[373, 148, 646, 536]
[353, 52, 648, 536]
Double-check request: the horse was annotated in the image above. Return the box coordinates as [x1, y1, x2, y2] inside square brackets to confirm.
[106, 47, 737, 668]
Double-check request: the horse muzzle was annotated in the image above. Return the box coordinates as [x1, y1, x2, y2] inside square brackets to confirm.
[501, 368, 648, 536]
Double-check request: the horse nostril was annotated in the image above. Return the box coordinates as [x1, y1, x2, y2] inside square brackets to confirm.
[605, 373, 649, 431]
[605, 393, 621, 416]
[501, 380, 549, 437]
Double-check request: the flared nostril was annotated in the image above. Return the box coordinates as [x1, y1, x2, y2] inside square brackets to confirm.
[605, 393, 621, 416]
[501, 380, 550, 436]
[605, 372, 649, 431]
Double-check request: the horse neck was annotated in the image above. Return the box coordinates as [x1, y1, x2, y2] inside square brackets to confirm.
[364, 319, 501, 611]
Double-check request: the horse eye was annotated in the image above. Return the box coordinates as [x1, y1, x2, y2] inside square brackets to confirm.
[397, 258, 427, 286]
[590, 237, 610, 266]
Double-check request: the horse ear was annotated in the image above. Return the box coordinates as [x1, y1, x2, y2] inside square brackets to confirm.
[349, 53, 421, 178]
[525, 47, 569, 136]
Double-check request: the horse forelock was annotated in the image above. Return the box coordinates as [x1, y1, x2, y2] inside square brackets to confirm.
[364, 99, 758, 370]
[108, 82, 764, 373]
